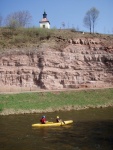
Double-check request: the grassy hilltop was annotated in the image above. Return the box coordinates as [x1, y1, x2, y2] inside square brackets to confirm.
[0, 27, 113, 51]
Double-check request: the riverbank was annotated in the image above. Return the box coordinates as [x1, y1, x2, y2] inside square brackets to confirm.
[0, 88, 113, 115]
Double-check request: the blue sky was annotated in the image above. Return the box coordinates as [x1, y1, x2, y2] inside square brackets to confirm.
[0, 0, 113, 34]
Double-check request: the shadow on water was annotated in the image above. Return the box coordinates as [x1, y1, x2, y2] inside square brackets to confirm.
[0, 107, 113, 150]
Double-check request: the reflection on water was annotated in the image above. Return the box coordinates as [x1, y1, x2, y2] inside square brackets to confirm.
[0, 107, 113, 150]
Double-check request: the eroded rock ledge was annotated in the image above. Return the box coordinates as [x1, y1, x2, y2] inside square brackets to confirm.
[0, 37, 113, 92]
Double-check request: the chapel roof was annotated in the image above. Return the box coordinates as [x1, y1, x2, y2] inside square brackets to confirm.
[39, 18, 50, 24]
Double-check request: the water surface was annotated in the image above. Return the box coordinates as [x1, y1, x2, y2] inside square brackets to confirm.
[0, 107, 113, 150]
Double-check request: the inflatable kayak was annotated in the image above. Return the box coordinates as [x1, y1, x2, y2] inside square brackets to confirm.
[32, 120, 73, 127]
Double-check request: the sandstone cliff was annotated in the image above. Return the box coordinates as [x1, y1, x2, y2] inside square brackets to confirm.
[0, 35, 113, 92]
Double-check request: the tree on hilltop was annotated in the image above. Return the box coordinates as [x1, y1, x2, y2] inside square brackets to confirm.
[83, 7, 99, 33]
[5, 10, 32, 28]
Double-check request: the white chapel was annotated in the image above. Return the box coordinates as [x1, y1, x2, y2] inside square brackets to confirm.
[39, 11, 50, 29]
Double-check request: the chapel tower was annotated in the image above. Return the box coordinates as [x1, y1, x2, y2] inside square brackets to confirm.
[39, 11, 50, 29]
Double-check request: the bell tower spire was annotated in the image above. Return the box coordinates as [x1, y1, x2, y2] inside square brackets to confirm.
[43, 11, 47, 18]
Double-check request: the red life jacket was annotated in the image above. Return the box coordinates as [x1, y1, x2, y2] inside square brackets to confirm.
[40, 118, 46, 124]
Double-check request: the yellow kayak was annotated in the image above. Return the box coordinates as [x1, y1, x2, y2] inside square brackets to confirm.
[32, 120, 73, 127]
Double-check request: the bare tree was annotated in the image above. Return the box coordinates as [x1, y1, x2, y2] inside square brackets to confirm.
[5, 10, 32, 28]
[84, 7, 99, 33]
[83, 10, 92, 33]
[90, 7, 99, 33]
[0, 15, 3, 27]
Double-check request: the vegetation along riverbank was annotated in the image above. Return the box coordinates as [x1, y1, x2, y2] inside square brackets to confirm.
[0, 88, 113, 115]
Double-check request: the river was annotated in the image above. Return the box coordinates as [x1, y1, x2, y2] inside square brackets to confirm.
[0, 107, 113, 150]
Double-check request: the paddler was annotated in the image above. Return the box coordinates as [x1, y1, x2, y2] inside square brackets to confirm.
[56, 116, 65, 124]
[56, 116, 61, 122]
[40, 116, 46, 124]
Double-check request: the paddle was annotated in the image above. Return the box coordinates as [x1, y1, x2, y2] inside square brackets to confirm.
[62, 121, 65, 124]
[60, 120, 65, 125]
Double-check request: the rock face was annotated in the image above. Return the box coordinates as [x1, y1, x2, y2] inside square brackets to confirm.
[0, 37, 113, 92]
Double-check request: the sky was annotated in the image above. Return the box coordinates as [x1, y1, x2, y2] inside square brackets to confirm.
[0, 0, 113, 34]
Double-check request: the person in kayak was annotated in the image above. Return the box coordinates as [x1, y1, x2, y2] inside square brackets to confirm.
[56, 116, 62, 122]
[40, 116, 46, 124]
[56, 116, 65, 124]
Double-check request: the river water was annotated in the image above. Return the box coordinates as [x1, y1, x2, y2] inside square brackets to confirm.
[0, 107, 113, 150]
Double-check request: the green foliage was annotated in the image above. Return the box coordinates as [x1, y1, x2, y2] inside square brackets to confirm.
[18, 27, 54, 39]
[0, 27, 56, 49]
[0, 89, 113, 113]
[0, 105, 3, 112]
